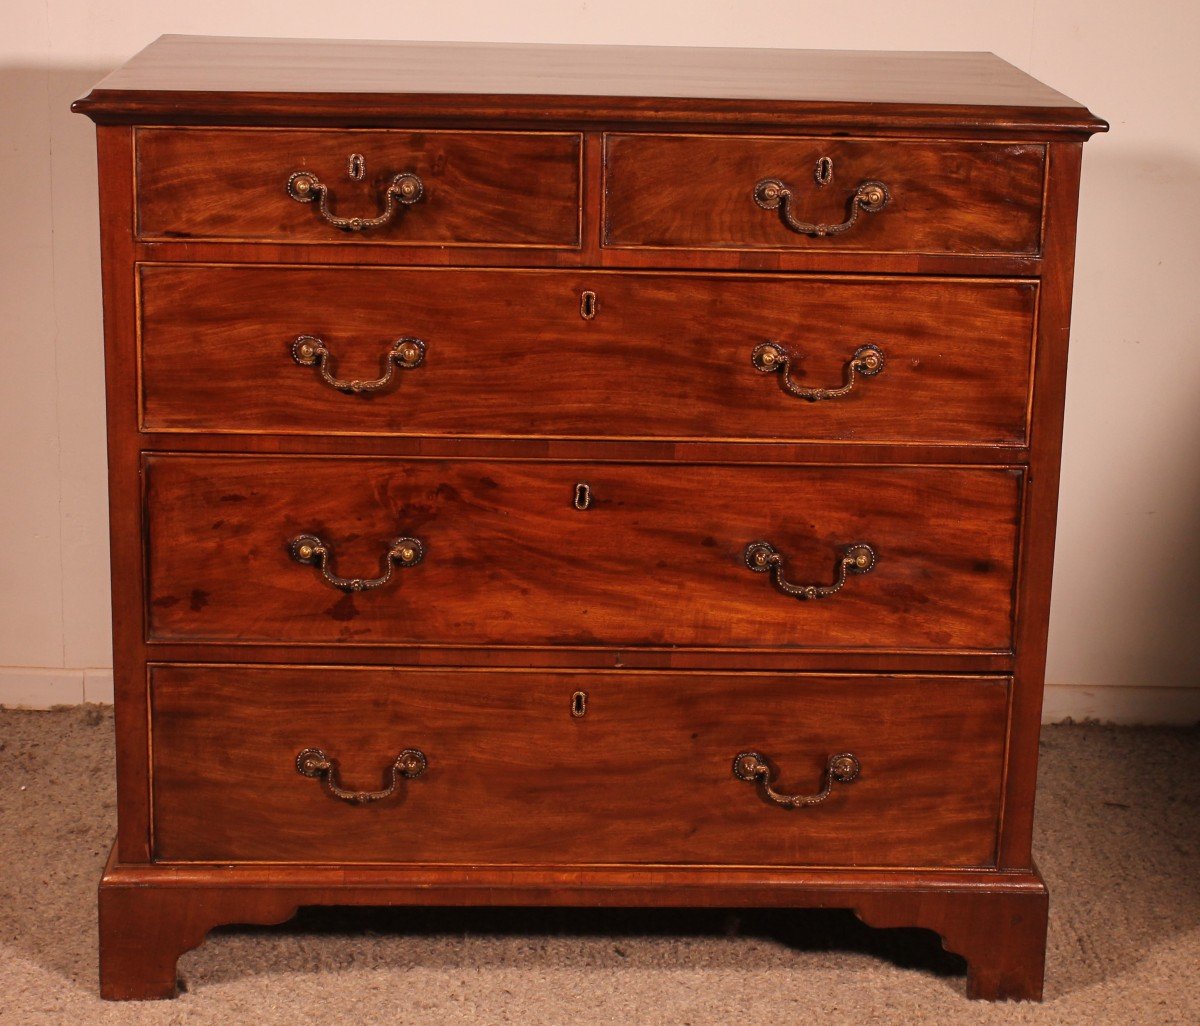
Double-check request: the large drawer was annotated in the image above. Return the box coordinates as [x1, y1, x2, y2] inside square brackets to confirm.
[144, 456, 1021, 651]
[139, 265, 1037, 446]
[134, 128, 582, 246]
[604, 134, 1046, 256]
[149, 665, 1009, 867]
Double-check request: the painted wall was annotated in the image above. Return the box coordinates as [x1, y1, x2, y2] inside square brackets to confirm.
[1, 1, 1197, 720]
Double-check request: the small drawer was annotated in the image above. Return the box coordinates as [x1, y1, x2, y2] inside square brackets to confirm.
[144, 456, 1021, 652]
[604, 134, 1045, 256]
[149, 665, 1008, 867]
[134, 127, 582, 247]
[139, 264, 1036, 445]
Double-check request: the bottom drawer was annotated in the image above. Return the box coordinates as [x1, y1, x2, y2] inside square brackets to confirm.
[149, 666, 1008, 868]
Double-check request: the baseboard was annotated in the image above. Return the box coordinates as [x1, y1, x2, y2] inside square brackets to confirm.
[0, 667, 113, 708]
[0, 668, 1196, 725]
[1041, 683, 1200, 725]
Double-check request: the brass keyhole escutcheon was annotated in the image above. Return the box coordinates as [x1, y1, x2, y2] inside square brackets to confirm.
[814, 155, 834, 186]
[580, 290, 598, 320]
[574, 483, 592, 510]
[571, 691, 588, 717]
[347, 153, 366, 180]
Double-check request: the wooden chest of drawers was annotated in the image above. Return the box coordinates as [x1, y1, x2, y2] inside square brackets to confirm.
[74, 37, 1105, 1002]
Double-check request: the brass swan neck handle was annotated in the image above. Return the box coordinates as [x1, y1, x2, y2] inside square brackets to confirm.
[733, 751, 861, 808]
[287, 169, 424, 232]
[296, 747, 427, 804]
[753, 176, 890, 237]
[752, 342, 884, 402]
[744, 541, 876, 600]
[292, 335, 425, 395]
[289, 533, 424, 593]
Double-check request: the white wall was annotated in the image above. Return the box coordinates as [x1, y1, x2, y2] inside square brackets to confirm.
[2, 1, 1197, 721]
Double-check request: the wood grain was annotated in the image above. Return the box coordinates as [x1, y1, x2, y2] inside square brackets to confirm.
[98, 845, 1050, 1000]
[94, 126, 153, 864]
[75, 35, 1103, 1003]
[73, 36, 1107, 139]
[999, 143, 1086, 869]
[604, 135, 1046, 256]
[99, 856, 298, 999]
[139, 264, 1037, 445]
[132, 235, 1048, 276]
[852, 883, 1049, 1000]
[149, 665, 1007, 867]
[139, 644, 1014, 674]
[135, 127, 582, 246]
[133, 432, 1030, 470]
[143, 456, 1022, 651]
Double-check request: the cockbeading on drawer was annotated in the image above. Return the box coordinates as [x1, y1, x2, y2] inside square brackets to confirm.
[135, 127, 583, 247]
[604, 135, 1046, 257]
[149, 664, 1009, 868]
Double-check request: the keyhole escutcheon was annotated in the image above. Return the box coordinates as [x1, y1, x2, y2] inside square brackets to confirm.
[814, 155, 834, 186]
[571, 691, 588, 717]
[580, 291, 598, 320]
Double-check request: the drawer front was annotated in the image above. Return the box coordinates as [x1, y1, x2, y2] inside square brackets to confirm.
[140, 265, 1036, 445]
[135, 128, 582, 246]
[604, 134, 1045, 256]
[145, 457, 1020, 651]
[150, 665, 1008, 867]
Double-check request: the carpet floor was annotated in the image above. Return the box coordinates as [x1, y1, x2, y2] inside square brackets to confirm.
[1, 706, 1196, 1025]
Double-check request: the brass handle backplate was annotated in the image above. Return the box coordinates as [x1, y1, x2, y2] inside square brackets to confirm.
[292, 335, 425, 395]
[290, 533, 424, 593]
[752, 342, 884, 401]
[733, 751, 860, 808]
[287, 169, 424, 232]
[753, 176, 889, 237]
[296, 747, 427, 804]
[745, 541, 876, 600]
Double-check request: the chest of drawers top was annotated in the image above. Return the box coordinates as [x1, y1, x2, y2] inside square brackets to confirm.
[74, 35, 1105, 134]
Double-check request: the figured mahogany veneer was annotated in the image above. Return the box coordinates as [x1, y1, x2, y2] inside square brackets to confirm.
[75, 37, 1104, 1002]
[604, 135, 1047, 256]
[139, 265, 1037, 444]
[135, 127, 582, 246]
[144, 456, 1020, 651]
[150, 666, 1008, 867]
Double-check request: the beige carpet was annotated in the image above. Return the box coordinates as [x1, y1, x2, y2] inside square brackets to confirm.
[1, 706, 1196, 1025]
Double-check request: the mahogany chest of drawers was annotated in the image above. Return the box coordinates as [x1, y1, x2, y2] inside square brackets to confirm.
[74, 36, 1105, 1001]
